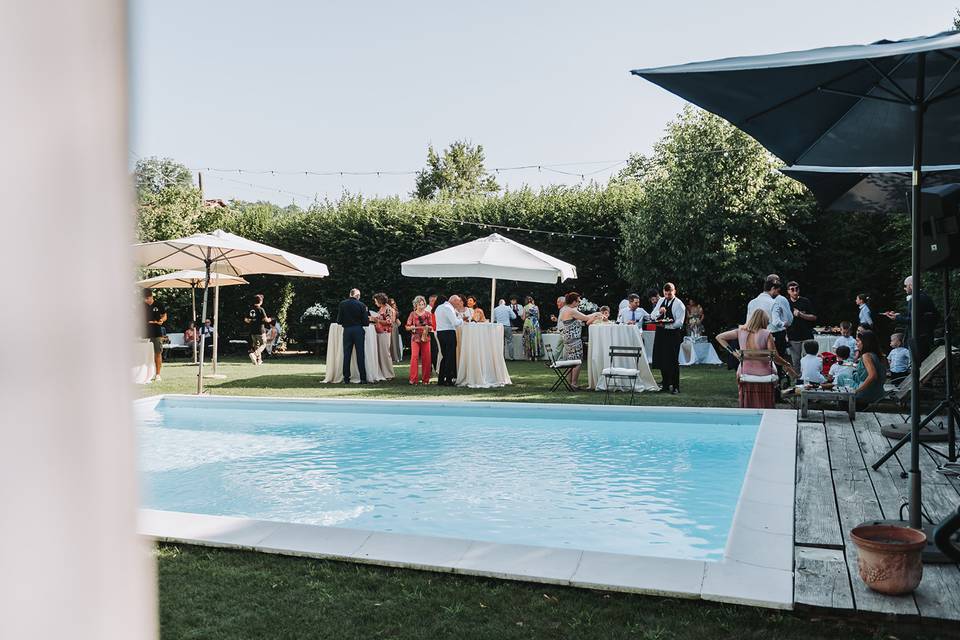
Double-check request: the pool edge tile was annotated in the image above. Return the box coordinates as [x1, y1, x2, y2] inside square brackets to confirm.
[139, 510, 280, 549]
[701, 559, 794, 610]
[454, 541, 583, 585]
[570, 551, 706, 598]
[350, 532, 473, 572]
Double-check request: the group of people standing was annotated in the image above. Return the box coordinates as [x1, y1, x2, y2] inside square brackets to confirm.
[335, 290, 487, 387]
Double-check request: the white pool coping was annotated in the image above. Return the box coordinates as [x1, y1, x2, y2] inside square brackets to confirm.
[135, 394, 796, 609]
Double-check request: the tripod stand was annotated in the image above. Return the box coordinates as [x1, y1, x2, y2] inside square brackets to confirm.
[872, 268, 958, 471]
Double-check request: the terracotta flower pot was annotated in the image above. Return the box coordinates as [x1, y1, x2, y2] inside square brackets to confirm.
[850, 525, 927, 595]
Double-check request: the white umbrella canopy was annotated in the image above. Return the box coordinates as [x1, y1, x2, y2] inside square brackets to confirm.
[136, 270, 249, 364]
[401, 233, 577, 312]
[133, 229, 329, 278]
[133, 229, 329, 392]
[136, 270, 248, 289]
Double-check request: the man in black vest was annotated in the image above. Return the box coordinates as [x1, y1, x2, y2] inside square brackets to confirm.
[337, 288, 370, 383]
[884, 275, 939, 363]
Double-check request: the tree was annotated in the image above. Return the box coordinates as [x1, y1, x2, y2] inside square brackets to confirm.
[412, 140, 499, 199]
[954, 8, 959, 30]
[135, 156, 193, 196]
[616, 107, 816, 327]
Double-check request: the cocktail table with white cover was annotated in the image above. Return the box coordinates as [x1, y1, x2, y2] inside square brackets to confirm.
[814, 333, 836, 354]
[457, 323, 512, 388]
[642, 330, 656, 363]
[322, 323, 385, 383]
[133, 339, 156, 384]
[588, 324, 659, 391]
[679, 337, 724, 366]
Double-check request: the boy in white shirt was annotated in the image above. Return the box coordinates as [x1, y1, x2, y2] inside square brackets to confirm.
[832, 321, 857, 359]
[828, 345, 856, 386]
[888, 333, 911, 382]
[799, 340, 826, 384]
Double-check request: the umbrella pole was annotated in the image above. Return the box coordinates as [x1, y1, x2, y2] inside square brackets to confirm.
[907, 52, 926, 530]
[191, 284, 198, 364]
[490, 278, 497, 321]
[197, 257, 212, 394]
[212, 281, 220, 374]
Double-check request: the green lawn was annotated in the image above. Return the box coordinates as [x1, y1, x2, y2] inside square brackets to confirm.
[148, 355, 928, 640]
[141, 352, 739, 407]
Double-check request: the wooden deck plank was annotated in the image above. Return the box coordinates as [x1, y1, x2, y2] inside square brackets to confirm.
[852, 414, 960, 621]
[794, 547, 854, 610]
[824, 413, 920, 616]
[795, 423, 844, 548]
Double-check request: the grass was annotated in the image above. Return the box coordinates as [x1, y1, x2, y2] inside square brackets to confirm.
[141, 352, 739, 407]
[148, 354, 930, 639]
[157, 544, 941, 640]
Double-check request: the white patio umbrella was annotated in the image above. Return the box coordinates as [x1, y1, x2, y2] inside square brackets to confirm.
[401, 233, 577, 313]
[133, 229, 329, 393]
[136, 270, 249, 364]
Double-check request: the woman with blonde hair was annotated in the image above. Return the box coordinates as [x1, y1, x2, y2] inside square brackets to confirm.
[716, 308, 797, 408]
[404, 295, 433, 385]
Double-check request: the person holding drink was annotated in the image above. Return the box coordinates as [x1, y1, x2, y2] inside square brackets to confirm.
[405, 295, 434, 385]
[651, 283, 686, 394]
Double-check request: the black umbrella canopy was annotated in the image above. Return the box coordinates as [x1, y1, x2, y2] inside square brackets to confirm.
[781, 164, 960, 213]
[632, 31, 960, 167]
[632, 30, 960, 533]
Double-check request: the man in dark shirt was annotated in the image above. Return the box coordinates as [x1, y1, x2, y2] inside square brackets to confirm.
[884, 275, 939, 363]
[244, 294, 272, 365]
[785, 281, 817, 374]
[337, 288, 370, 383]
[144, 289, 167, 382]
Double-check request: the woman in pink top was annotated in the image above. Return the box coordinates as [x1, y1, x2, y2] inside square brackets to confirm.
[717, 309, 796, 408]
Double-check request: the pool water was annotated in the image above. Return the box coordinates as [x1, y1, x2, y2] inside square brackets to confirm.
[137, 397, 761, 561]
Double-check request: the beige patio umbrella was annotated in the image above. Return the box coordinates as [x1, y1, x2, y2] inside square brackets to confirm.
[136, 270, 248, 364]
[401, 233, 577, 314]
[133, 229, 328, 393]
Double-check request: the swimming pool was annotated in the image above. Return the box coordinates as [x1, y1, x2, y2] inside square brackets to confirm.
[137, 396, 767, 562]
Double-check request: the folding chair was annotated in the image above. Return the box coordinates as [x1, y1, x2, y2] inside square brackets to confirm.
[544, 344, 579, 392]
[738, 349, 779, 409]
[602, 346, 643, 405]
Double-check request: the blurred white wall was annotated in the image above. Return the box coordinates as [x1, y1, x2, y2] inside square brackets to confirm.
[0, 0, 156, 638]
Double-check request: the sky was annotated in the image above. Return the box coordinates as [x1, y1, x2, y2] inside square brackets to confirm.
[130, 0, 960, 205]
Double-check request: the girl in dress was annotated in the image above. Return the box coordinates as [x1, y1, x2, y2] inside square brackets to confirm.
[522, 295, 542, 360]
[686, 297, 704, 340]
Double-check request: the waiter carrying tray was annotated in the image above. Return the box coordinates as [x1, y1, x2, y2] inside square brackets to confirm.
[651, 283, 685, 394]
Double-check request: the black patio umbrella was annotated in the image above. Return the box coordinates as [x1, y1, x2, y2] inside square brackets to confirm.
[632, 30, 960, 530]
[781, 164, 960, 213]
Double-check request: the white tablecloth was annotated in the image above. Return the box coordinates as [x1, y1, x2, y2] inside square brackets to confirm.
[587, 324, 659, 392]
[814, 334, 836, 354]
[132, 340, 156, 384]
[642, 330, 656, 363]
[679, 337, 724, 366]
[457, 323, 512, 388]
[322, 324, 385, 383]
[507, 331, 563, 360]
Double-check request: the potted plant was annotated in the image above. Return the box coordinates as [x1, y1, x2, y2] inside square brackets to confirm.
[850, 524, 927, 595]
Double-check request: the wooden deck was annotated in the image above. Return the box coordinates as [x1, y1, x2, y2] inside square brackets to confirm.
[794, 410, 960, 620]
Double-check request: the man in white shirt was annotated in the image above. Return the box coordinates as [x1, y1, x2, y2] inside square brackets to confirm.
[435, 295, 464, 386]
[746, 276, 791, 389]
[617, 294, 650, 325]
[549, 295, 565, 328]
[492, 298, 517, 359]
[651, 283, 686, 393]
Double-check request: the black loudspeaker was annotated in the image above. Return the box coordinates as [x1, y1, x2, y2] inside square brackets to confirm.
[920, 183, 960, 271]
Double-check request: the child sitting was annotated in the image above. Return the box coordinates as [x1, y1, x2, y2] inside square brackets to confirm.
[828, 345, 856, 387]
[800, 339, 826, 384]
[596, 306, 612, 324]
[832, 321, 857, 359]
[888, 333, 911, 382]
